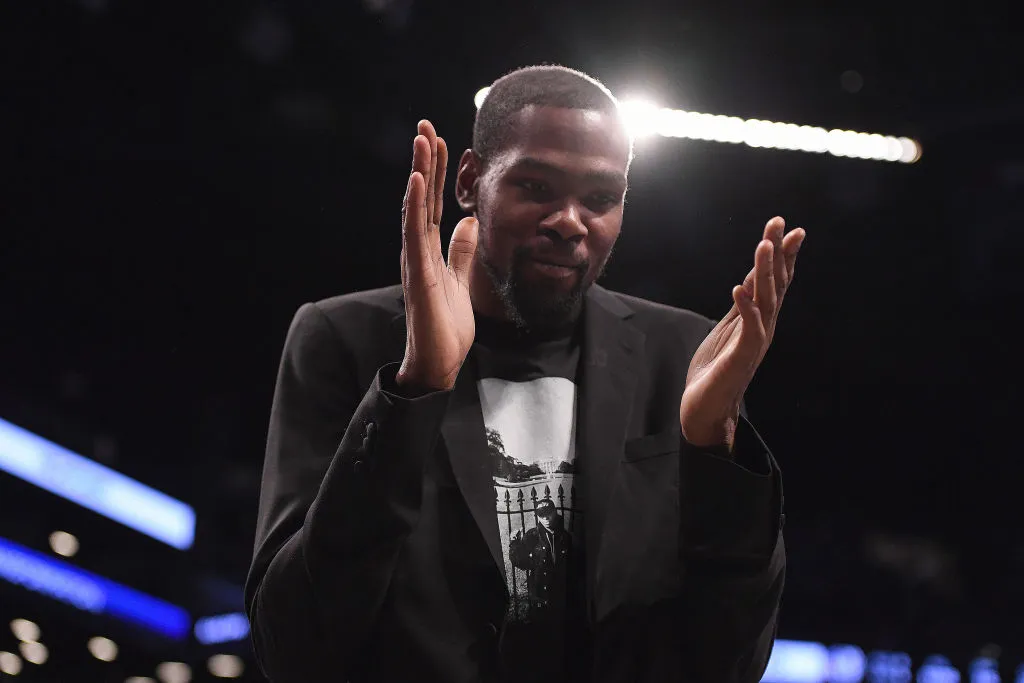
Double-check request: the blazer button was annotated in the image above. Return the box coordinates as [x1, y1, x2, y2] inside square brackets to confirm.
[362, 421, 377, 451]
[353, 459, 364, 473]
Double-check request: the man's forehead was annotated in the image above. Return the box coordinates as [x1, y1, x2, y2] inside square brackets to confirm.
[498, 154, 627, 187]
[492, 105, 631, 180]
[510, 105, 630, 156]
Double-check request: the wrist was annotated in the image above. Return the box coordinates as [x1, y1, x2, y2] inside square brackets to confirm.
[395, 362, 456, 395]
[680, 413, 739, 451]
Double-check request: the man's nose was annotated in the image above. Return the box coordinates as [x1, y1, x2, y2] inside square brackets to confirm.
[539, 202, 588, 241]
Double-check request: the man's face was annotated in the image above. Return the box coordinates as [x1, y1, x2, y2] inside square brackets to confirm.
[538, 514, 555, 530]
[470, 106, 631, 329]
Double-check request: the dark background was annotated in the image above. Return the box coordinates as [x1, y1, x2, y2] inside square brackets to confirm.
[2, 1, 1021, 680]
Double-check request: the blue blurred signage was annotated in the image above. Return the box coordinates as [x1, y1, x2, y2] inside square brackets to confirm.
[919, 655, 961, 683]
[0, 536, 191, 639]
[194, 612, 250, 645]
[0, 417, 195, 549]
[759, 642, 994, 683]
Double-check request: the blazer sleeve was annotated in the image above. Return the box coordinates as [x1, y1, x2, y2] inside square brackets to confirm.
[677, 410, 787, 683]
[244, 302, 452, 683]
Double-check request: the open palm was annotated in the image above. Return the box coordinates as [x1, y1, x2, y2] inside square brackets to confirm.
[679, 217, 805, 447]
[398, 120, 479, 392]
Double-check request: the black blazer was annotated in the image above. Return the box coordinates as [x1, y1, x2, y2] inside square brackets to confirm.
[245, 284, 786, 683]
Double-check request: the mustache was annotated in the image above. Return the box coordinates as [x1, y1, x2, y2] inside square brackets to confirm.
[512, 246, 589, 270]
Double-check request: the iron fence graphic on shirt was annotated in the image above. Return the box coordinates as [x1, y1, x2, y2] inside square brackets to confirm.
[495, 483, 579, 621]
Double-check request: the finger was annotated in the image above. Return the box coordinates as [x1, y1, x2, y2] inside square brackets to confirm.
[765, 217, 786, 300]
[418, 120, 438, 227]
[753, 239, 776, 326]
[403, 171, 434, 288]
[400, 176, 409, 289]
[762, 216, 785, 244]
[427, 132, 437, 229]
[433, 137, 448, 229]
[412, 134, 431, 192]
[400, 244, 407, 288]
[401, 166, 413, 290]
[412, 134, 444, 259]
[741, 265, 755, 297]
[718, 265, 755, 325]
[447, 216, 479, 286]
[733, 285, 767, 356]
[701, 286, 765, 388]
[781, 227, 805, 283]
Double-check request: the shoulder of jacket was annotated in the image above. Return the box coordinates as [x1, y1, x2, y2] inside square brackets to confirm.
[598, 286, 714, 331]
[312, 284, 404, 317]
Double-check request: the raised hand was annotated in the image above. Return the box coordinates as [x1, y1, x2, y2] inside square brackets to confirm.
[396, 120, 479, 393]
[679, 216, 806, 448]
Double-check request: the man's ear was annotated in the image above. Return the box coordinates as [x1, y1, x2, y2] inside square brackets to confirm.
[455, 149, 481, 213]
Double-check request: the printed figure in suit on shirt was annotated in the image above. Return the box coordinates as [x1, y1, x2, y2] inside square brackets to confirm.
[510, 498, 573, 620]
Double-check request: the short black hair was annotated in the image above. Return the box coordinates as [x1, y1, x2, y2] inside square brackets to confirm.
[472, 65, 630, 168]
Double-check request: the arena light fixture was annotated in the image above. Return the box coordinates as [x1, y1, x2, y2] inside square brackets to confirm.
[208, 653, 244, 678]
[473, 87, 921, 163]
[0, 651, 22, 675]
[19, 641, 47, 665]
[88, 636, 119, 662]
[10, 618, 40, 643]
[156, 661, 192, 683]
[0, 417, 196, 549]
[194, 612, 250, 645]
[0, 536, 191, 640]
[49, 530, 79, 558]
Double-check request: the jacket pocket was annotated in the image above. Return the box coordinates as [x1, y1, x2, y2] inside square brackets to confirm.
[595, 428, 682, 621]
[623, 427, 681, 462]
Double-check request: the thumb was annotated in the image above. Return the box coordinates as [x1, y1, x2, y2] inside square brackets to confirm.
[447, 216, 479, 284]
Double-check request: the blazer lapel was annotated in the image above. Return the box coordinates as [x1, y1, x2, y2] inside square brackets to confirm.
[577, 286, 645, 624]
[440, 358, 508, 587]
[391, 307, 508, 590]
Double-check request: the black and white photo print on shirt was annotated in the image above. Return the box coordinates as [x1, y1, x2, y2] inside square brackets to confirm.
[479, 374, 580, 624]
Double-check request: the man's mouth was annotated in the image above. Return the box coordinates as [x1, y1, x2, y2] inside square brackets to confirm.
[527, 260, 582, 280]
[530, 256, 584, 269]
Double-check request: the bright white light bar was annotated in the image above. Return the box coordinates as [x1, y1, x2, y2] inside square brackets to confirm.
[473, 87, 921, 163]
[0, 417, 196, 550]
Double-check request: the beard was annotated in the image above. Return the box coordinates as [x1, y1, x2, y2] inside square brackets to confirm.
[479, 243, 595, 332]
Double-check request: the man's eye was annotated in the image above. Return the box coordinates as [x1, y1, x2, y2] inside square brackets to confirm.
[519, 180, 550, 195]
[588, 193, 619, 209]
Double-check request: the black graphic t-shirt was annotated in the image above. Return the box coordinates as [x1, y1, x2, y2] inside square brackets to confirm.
[471, 316, 588, 683]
